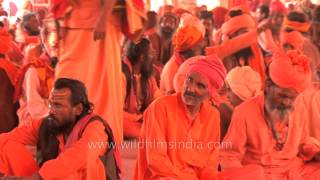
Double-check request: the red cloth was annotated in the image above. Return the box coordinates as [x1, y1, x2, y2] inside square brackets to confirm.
[49, 0, 71, 19]
[0, 58, 18, 85]
[212, 7, 228, 29]
[282, 17, 311, 33]
[188, 55, 227, 94]
[280, 31, 305, 50]
[269, 50, 311, 92]
[270, 0, 287, 14]
[0, 28, 12, 55]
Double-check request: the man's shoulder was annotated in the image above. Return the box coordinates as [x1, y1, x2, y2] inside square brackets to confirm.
[150, 93, 178, 107]
[234, 95, 262, 115]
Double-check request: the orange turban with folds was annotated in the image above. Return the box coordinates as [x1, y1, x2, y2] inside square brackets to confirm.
[0, 28, 12, 54]
[282, 17, 311, 33]
[226, 66, 262, 100]
[187, 55, 227, 95]
[221, 14, 256, 36]
[269, 50, 311, 93]
[280, 30, 305, 50]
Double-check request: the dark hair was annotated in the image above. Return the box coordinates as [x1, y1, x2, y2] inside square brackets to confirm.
[22, 12, 36, 27]
[287, 11, 308, 23]
[259, 4, 270, 18]
[122, 38, 154, 112]
[313, 5, 320, 22]
[229, 9, 243, 18]
[200, 10, 214, 22]
[54, 78, 93, 117]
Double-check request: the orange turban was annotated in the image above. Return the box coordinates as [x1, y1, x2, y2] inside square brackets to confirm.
[212, 7, 228, 29]
[221, 14, 256, 36]
[0, 28, 12, 55]
[226, 66, 262, 100]
[173, 14, 205, 53]
[282, 17, 311, 33]
[280, 30, 305, 50]
[187, 55, 227, 95]
[269, 50, 311, 93]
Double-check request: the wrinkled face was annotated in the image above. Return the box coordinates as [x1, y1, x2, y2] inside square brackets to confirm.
[182, 72, 210, 106]
[160, 16, 177, 37]
[271, 12, 285, 30]
[265, 81, 298, 120]
[48, 88, 81, 131]
[201, 18, 213, 37]
[225, 83, 243, 107]
[25, 15, 40, 35]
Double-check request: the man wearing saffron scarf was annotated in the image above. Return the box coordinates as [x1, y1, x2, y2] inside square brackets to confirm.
[0, 78, 116, 180]
[135, 55, 265, 180]
[160, 13, 205, 94]
[208, 7, 265, 82]
[52, 0, 146, 144]
[281, 11, 320, 82]
[220, 50, 320, 179]
[0, 23, 19, 133]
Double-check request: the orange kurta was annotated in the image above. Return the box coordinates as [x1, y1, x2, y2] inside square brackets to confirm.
[55, 0, 123, 144]
[220, 94, 320, 179]
[0, 117, 108, 179]
[134, 93, 221, 180]
[294, 83, 320, 142]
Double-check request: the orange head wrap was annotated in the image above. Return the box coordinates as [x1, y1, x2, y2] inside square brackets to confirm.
[282, 17, 311, 33]
[221, 14, 256, 37]
[269, 50, 311, 93]
[173, 14, 204, 52]
[187, 55, 227, 95]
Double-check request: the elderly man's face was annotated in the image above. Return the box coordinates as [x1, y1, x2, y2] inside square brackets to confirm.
[265, 81, 298, 120]
[271, 12, 285, 30]
[48, 88, 82, 132]
[182, 72, 210, 106]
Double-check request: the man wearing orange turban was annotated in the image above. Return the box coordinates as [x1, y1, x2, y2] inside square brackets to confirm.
[160, 13, 205, 94]
[0, 25, 19, 133]
[220, 50, 320, 179]
[135, 55, 266, 180]
[207, 8, 265, 82]
[281, 11, 320, 82]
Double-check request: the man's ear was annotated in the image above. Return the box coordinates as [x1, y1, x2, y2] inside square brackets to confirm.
[74, 103, 83, 116]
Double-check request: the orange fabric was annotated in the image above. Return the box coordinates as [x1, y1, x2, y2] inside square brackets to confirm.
[50, 0, 72, 19]
[221, 14, 256, 36]
[249, 43, 266, 84]
[0, 115, 108, 179]
[56, 1, 125, 144]
[173, 8, 191, 18]
[280, 30, 305, 50]
[0, 58, 18, 85]
[188, 55, 227, 93]
[134, 93, 221, 180]
[270, 50, 311, 93]
[206, 30, 258, 59]
[225, 66, 262, 101]
[0, 28, 12, 55]
[220, 94, 320, 179]
[283, 17, 311, 33]
[160, 54, 182, 93]
[295, 84, 320, 141]
[173, 25, 203, 52]
[14, 55, 54, 102]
